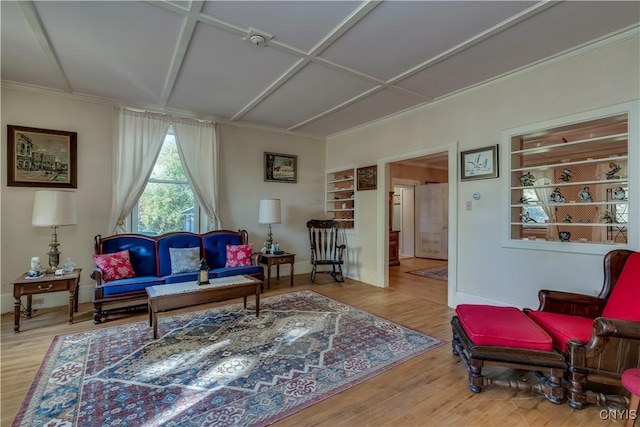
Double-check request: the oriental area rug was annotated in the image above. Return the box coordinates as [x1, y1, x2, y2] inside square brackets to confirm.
[406, 265, 448, 281]
[13, 290, 442, 427]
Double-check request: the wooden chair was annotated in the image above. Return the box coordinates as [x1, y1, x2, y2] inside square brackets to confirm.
[525, 249, 640, 409]
[306, 219, 346, 283]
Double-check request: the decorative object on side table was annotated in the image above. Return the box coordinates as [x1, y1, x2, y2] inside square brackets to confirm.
[258, 199, 281, 253]
[264, 152, 297, 183]
[460, 145, 499, 181]
[32, 190, 77, 273]
[7, 125, 78, 188]
[198, 258, 210, 285]
[356, 165, 377, 190]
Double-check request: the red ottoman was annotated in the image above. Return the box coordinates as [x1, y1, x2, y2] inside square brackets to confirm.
[452, 304, 567, 404]
[622, 368, 640, 427]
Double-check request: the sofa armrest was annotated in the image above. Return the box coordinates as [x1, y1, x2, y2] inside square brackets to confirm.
[537, 290, 607, 318]
[90, 267, 104, 286]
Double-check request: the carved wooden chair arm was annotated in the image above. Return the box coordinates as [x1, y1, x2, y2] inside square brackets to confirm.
[592, 317, 640, 340]
[537, 289, 607, 318]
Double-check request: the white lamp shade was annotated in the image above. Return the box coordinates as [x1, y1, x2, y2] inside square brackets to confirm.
[258, 199, 281, 224]
[32, 190, 78, 226]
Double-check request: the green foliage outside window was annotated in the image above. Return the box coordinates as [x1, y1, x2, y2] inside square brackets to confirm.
[136, 134, 196, 235]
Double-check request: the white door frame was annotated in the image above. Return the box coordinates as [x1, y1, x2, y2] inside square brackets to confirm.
[377, 142, 458, 308]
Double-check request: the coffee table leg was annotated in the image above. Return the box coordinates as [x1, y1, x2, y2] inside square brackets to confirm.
[290, 262, 294, 287]
[153, 311, 158, 340]
[14, 297, 20, 332]
[243, 296, 247, 309]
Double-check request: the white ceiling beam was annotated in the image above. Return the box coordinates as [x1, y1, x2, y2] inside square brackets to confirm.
[18, 1, 72, 93]
[159, 1, 205, 106]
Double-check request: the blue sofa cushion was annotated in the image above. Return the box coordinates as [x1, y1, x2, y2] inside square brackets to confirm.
[102, 276, 165, 296]
[163, 272, 199, 284]
[100, 235, 157, 277]
[211, 265, 262, 278]
[202, 231, 243, 269]
[157, 233, 202, 277]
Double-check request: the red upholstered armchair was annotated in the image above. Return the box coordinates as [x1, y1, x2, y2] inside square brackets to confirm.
[525, 249, 640, 409]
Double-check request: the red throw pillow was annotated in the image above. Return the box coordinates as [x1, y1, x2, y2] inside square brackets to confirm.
[93, 250, 136, 282]
[225, 244, 253, 267]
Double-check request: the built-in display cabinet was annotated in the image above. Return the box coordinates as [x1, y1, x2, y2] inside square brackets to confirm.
[504, 102, 638, 253]
[326, 168, 355, 230]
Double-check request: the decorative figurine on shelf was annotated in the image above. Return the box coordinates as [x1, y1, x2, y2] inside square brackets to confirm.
[518, 172, 536, 186]
[518, 195, 530, 204]
[562, 214, 572, 223]
[559, 168, 573, 182]
[198, 258, 210, 285]
[606, 163, 621, 180]
[578, 187, 593, 202]
[28, 256, 43, 278]
[549, 187, 565, 203]
[613, 187, 626, 200]
[558, 231, 571, 242]
[271, 242, 283, 255]
[601, 211, 615, 224]
[520, 211, 537, 223]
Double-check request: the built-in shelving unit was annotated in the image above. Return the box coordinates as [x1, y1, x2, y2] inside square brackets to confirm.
[326, 168, 355, 229]
[507, 109, 631, 248]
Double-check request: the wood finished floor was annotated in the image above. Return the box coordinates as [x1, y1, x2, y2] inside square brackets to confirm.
[1, 258, 626, 426]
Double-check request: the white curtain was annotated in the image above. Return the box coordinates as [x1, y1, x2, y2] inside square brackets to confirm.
[172, 118, 221, 230]
[533, 172, 555, 239]
[107, 107, 170, 234]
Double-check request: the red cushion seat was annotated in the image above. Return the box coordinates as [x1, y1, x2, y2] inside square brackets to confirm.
[526, 311, 593, 352]
[455, 304, 553, 352]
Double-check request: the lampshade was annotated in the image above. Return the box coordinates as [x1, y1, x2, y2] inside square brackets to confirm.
[258, 199, 281, 224]
[32, 190, 77, 226]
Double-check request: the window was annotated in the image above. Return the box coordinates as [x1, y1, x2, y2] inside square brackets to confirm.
[131, 127, 203, 235]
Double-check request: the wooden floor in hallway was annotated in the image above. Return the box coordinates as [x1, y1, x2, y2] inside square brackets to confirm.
[1, 265, 627, 426]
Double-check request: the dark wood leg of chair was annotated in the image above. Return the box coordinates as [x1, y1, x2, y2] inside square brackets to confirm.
[568, 368, 587, 409]
[543, 368, 565, 404]
[310, 265, 316, 283]
[93, 303, 103, 324]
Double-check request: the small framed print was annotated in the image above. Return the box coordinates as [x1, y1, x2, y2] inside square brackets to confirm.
[460, 145, 499, 181]
[264, 152, 297, 183]
[7, 125, 78, 188]
[357, 165, 377, 191]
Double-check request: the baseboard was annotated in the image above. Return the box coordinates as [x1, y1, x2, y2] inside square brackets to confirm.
[453, 291, 524, 310]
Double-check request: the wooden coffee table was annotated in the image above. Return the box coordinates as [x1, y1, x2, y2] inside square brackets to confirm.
[146, 275, 262, 339]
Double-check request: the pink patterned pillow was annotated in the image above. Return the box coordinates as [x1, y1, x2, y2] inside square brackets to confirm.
[225, 244, 253, 267]
[93, 250, 136, 281]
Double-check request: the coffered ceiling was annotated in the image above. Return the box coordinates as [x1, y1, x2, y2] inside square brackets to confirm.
[2, 1, 638, 138]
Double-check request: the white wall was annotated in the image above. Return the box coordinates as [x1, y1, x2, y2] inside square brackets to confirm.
[1, 88, 326, 313]
[326, 34, 640, 309]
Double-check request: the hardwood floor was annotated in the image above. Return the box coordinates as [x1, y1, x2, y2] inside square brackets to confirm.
[1, 262, 627, 426]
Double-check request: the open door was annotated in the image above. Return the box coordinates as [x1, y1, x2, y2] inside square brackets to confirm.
[415, 183, 448, 259]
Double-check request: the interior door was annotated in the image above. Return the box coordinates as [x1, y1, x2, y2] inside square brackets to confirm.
[415, 183, 448, 259]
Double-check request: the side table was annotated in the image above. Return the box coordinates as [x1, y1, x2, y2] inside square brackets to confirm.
[259, 252, 295, 290]
[12, 268, 82, 332]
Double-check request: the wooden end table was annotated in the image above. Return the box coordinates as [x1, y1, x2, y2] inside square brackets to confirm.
[259, 252, 295, 289]
[146, 275, 262, 339]
[12, 268, 82, 332]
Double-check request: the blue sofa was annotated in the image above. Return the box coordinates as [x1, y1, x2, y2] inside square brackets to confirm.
[90, 230, 263, 323]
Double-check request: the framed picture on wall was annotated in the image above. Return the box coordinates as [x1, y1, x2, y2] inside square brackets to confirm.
[460, 145, 499, 181]
[7, 125, 78, 188]
[264, 152, 297, 183]
[357, 165, 377, 191]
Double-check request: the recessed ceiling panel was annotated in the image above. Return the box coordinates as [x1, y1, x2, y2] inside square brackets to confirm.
[242, 62, 376, 129]
[295, 89, 424, 137]
[320, 1, 536, 81]
[202, 1, 362, 52]
[0, 1, 64, 89]
[34, 1, 183, 104]
[398, 1, 640, 99]
[168, 22, 300, 119]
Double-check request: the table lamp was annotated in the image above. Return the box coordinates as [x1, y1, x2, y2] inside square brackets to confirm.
[258, 199, 281, 253]
[32, 190, 77, 273]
